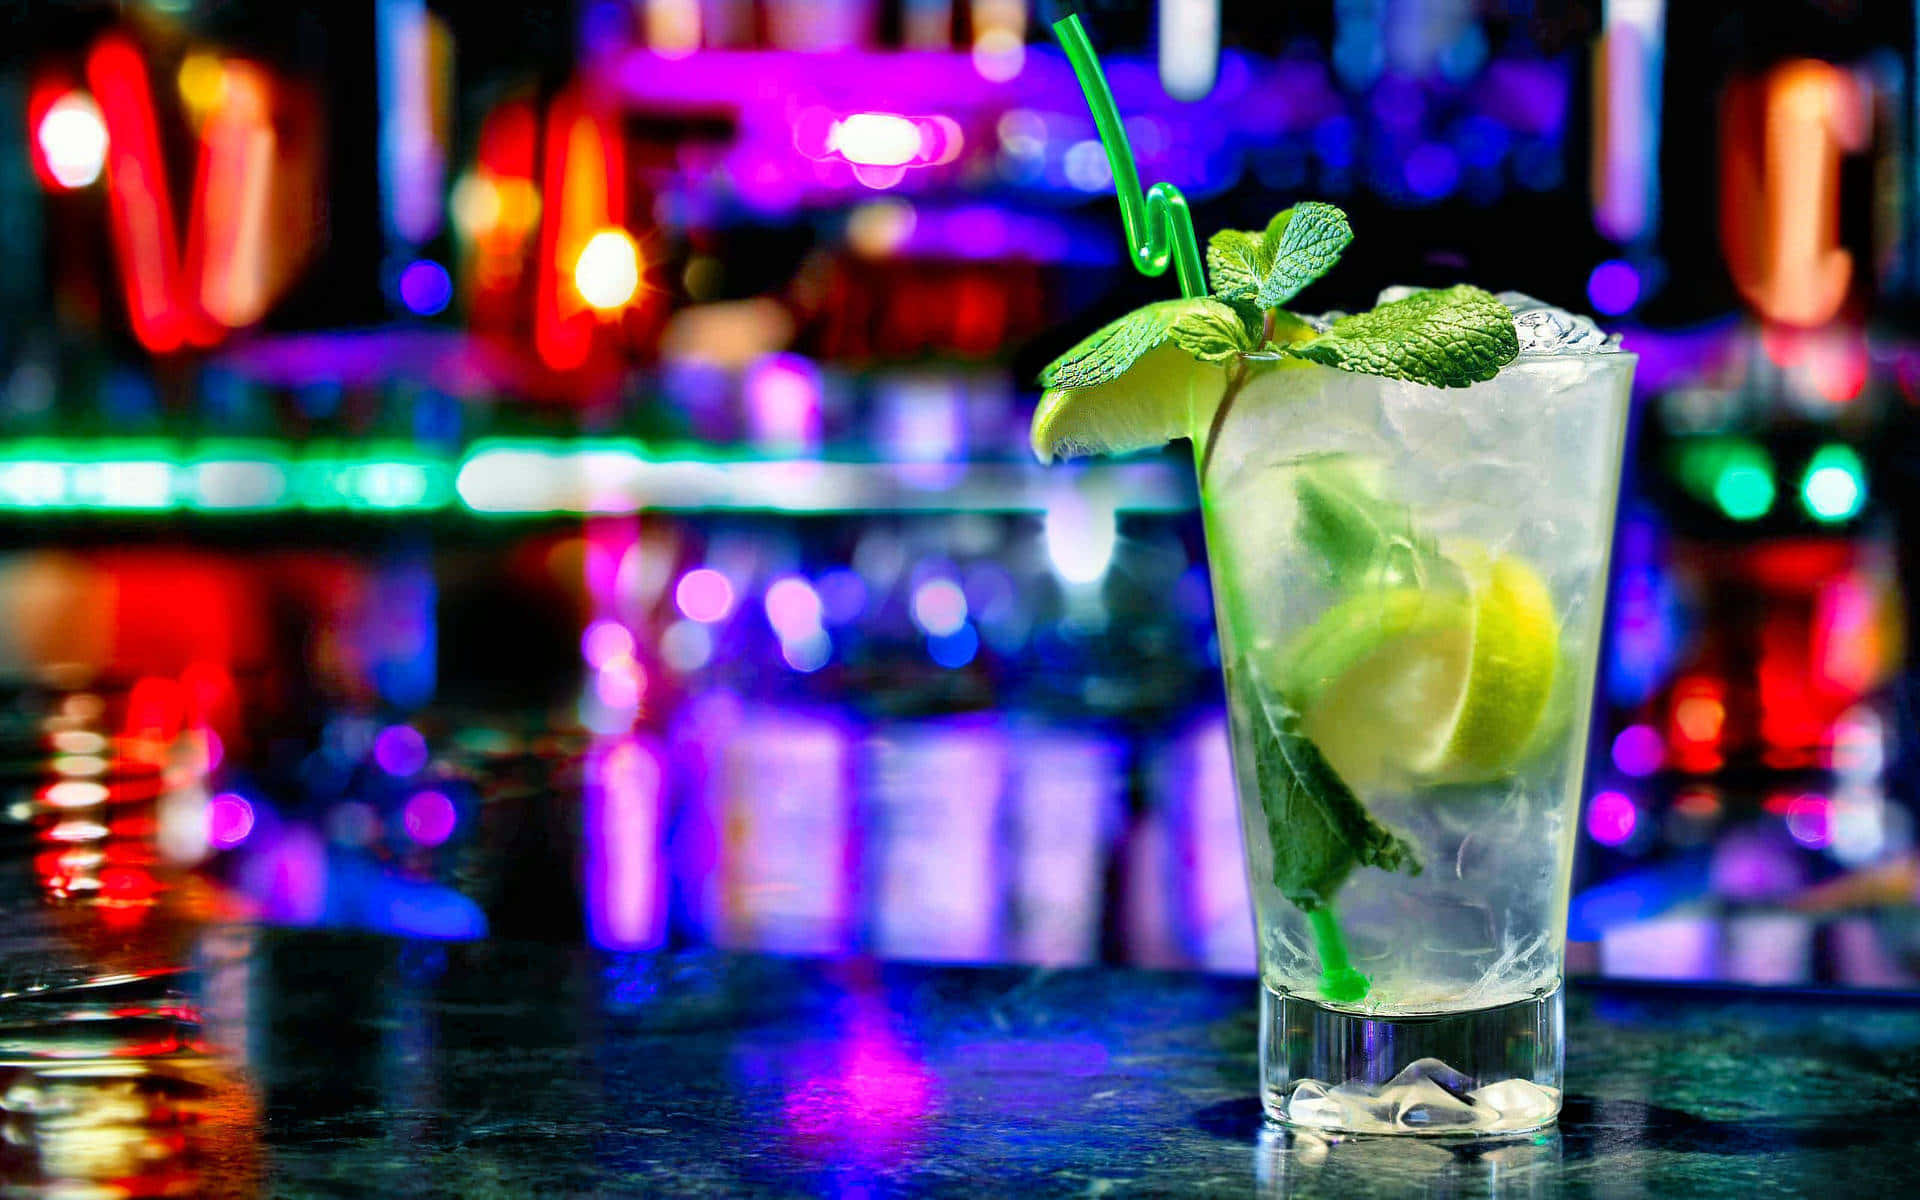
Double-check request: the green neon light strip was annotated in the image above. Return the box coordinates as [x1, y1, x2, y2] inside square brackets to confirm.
[0, 439, 1196, 516]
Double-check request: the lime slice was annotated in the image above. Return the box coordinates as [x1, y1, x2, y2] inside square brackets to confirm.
[1277, 587, 1473, 790]
[1424, 554, 1559, 781]
[1274, 551, 1560, 789]
[1029, 345, 1227, 464]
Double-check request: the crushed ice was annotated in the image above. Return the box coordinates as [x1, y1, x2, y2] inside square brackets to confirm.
[1281, 1058, 1560, 1135]
[1341, 287, 1621, 356]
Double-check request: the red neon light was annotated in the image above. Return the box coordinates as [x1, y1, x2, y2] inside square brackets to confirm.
[87, 35, 198, 353]
[534, 86, 625, 371]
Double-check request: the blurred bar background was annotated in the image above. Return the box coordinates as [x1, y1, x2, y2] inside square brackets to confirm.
[1, 0, 1917, 990]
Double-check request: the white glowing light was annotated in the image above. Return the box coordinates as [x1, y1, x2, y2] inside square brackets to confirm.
[1045, 496, 1117, 584]
[38, 93, 108, 189]
[574, 228, 642, 311]
[829, 113, 924, 168]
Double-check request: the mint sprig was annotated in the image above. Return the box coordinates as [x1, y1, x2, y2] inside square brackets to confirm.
[1039, 200, 1519, 396]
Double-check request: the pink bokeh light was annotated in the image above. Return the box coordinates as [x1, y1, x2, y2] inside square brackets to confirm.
[402, 790, 457, 847]
[1587, 790, 1638, 846]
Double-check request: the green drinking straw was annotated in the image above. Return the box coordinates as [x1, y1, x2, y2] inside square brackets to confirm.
[1053, 11, 1368, 1003]
[1050, 14, 1207, 299]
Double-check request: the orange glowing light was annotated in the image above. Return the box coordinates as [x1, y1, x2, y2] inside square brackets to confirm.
[186, 62, 277, 328]
[1719, 60, 1868, 327]
[1673, 695, 1725, 743]
[534, 88, 626, 370]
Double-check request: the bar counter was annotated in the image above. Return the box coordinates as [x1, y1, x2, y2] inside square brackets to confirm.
[11, 930, 1914, 1197]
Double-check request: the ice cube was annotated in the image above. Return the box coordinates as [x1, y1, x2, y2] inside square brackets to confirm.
[1496, 292, 1620, 356]
[1466, 1078, 1560, 1125]
[1387, 1077, 1490, 1131]
[1383, 1057, 1474, 1099]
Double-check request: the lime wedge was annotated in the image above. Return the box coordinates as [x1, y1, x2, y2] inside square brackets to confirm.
[1029, 345, 1227, 464]
[1274, 551, 1560, 789]
[1277, 587, 1473, 790]
[1422, 554, 1559, 781]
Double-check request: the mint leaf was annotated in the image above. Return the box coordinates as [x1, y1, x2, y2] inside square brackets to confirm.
[1168, 298, 1254, 364]
[1040, 300, 1194, 390]
[1235, 663, 1421, 911]
[1206, 229, 1270, 303]
[1290, 284, 1518, 387]
[1257, 202, 1353, 308]
[1295, 456, 1439, 588]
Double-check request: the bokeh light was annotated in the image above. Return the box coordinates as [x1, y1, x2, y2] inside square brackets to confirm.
[910, 578, 968, 637]
[574, 228, 642, 311]
[37, 92, 108, 188]
[1587, 260, 1641, 315]
[582, 618, 635, 668]
[373, 724, 430, 777]
[676, 568, 735, 623]
[1587, 790, 1638, 846]
[1610, 724, 1664, 777]
[398, 259, 454, 316]
[402, 790, 457, 847]
[1801, 444, 1865, 523]
[207, 792, 255, 849]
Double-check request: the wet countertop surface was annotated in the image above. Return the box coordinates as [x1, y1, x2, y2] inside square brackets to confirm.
[5, 929, 1920, 1197]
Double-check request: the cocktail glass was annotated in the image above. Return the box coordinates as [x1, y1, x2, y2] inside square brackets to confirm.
[1199, 334, 1634, 1136]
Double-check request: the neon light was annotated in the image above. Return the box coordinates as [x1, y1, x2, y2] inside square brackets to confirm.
[572, 228, 641, 311]
[584, 738, 664, 950]
[376, 0, 448, 244]
[1719, 60, 1868, 325]
[88, 36, 192, 352]
[1159, 0, 1221, 101]
[535, 88, 625, 370]
[35, 92, 108, 188]
[1044, 495, 1117, 583]
[187, 62, 277, 329]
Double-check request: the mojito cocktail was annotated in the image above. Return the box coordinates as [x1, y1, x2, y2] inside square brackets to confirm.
[1204, 330, 1631, 1135]
[1032, 196, 1632, 1135]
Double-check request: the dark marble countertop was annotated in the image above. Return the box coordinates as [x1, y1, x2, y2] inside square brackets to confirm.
[7, 930, 1920, 1197]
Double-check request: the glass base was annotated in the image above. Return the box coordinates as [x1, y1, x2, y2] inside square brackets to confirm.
[1260, 981, 1563, 1137]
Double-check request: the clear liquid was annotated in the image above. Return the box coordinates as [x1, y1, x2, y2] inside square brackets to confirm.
[1202, 357, 1631, 1016]
[1199, 356, 1631, 1130]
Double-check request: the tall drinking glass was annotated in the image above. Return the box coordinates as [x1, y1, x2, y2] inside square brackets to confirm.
[1199, 342, 1634, 1135]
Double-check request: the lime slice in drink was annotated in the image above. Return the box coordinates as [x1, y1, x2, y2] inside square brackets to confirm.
[1275, 552, 1559, 789]
[1029, 347, 1227, 463]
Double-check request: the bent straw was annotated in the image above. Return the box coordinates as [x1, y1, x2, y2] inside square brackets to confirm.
[1053, 12, 1368, 1003]
[1050, 15, 1206, 299]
